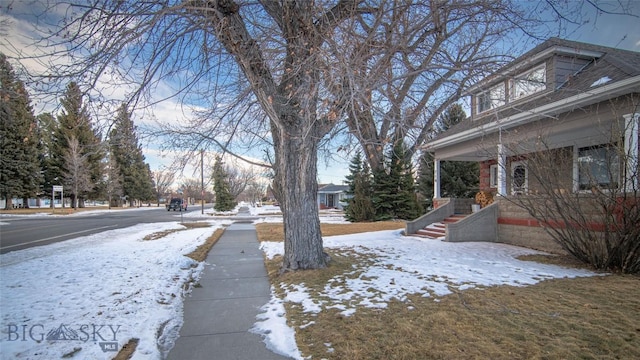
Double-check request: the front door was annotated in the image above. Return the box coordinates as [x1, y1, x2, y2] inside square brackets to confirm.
[327, 194, 335, 208]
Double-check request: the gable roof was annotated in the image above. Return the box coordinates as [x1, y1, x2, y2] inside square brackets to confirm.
[318, 183, 349, 193]
[428, 38, 640, 149]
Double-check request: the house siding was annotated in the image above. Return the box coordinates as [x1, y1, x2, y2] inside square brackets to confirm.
[494, 193, 622, 254]
[552, 55, 592, 89]
[496, 198, 567, 254]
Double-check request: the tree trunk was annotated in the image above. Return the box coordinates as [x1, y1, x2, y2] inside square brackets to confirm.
[4, 195, 12, 210]
[274, 128, 328, 271]
[347, 111, 385, 173]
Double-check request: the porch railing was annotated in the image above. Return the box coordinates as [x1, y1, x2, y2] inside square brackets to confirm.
[446, 202, 498, 242]
[405, 198, 455, 235]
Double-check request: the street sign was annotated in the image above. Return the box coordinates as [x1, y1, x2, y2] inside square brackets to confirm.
[53, 185, 63, 191]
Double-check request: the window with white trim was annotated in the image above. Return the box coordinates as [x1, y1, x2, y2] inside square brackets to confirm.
[511, 161, 528, 195]
[489, 164, 498, 188]
[578, 144, 620, 190]
[476, 83, 506, 114]
[510, 64, 546, 101]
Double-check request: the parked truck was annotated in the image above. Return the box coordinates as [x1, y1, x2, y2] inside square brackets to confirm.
[166, 198, 187, 211]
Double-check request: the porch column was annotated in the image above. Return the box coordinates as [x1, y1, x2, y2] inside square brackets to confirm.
[623, 113, 639, 192]
[497, 144, 507, 196]
[433, 158, 441, 199]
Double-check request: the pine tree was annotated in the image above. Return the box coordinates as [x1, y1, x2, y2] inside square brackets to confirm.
[105, 152, 123, 208]
[344, 152, 375, 222]
[372, 140, 423, 220]
[37, 112, 57, 206]
[0, 53, 42, 209]
[371, 166, 395, 220]
[109, 103, 154, 206]
[417, 104, 478, 209]
[53, 82, 104, 207]
[212, 155, 237, 211]
[397, 149, 423, 220]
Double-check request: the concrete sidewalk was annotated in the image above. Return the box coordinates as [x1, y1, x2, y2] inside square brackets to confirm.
[167, 221, 290, 360]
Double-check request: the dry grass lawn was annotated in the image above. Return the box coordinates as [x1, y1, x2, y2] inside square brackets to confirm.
[259, 222, 640, 359]
[256, 221, 405, 241]
[142, 221, 213, 241]
[185, 227, 226, 262]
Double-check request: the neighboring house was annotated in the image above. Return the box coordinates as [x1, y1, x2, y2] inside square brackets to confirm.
[407, 38, 640, 253]
[317, 183, 350, 210]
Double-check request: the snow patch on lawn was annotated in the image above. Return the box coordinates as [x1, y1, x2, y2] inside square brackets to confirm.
[0, 221, 222, 360]
[259, 230, 597, 319]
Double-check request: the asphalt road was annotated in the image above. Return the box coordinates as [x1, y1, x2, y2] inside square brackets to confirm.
[0, 206, 210, 254]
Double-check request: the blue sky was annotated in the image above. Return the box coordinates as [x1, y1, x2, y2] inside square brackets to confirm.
[557, 1, 640, 51]
[1, 1, 639, 187]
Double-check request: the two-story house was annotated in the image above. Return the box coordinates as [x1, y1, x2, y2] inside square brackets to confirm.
[406, 38, 640, 253]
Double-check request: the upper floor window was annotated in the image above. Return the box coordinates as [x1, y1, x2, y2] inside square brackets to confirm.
[510, 65, 546, 101]
[477, 83, 505, 114]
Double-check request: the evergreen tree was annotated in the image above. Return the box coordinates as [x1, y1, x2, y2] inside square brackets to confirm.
[371, 166, 396, 220]
[105, 152, 123, 208]
[109, 103, 154, 206]
[141, 163, 154, 203]
[0, 54, 42, 209]
[212, 155, 237, 211]
[396, 148, 423, 220]
[417, 104, 478, 209]
[344, 152, 375, 222]
[37, 112, 57, 206]
[372, 140, 423, 220]
[53, 82, 104, 207]
[435, 103, 467, 133]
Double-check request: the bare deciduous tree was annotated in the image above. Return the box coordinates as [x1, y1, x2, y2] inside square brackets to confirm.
[242, 179, 266, 206]
[63, 135, 92, 208]
[501, 119, 640, 273]
[153, 169, 176, 206]
[178, 178, 202, 204]
[333, 1, 530, 170]
[225, 165, 256, 199]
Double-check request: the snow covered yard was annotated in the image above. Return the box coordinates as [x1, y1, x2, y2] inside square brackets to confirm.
[0, 221, 224, 360]
[260, 230, 597, 313]
[254, 230, 600, 358]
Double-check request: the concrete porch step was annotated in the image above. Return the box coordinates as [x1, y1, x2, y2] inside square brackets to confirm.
[443, 214, 468, 223]
[415, 222, 446, 239]
[414, 214, 469, 240]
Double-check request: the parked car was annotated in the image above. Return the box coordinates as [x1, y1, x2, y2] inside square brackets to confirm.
[166, 198, 187, 211]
